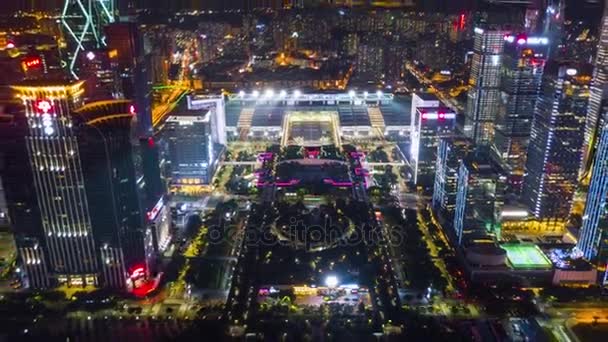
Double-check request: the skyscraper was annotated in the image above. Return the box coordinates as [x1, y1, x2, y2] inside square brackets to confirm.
[410, 106, 457, 187]
[581, 1, 608, 180]
[60, 0, 116, 78]
[164, 110, 217, 187]
[453, 152, 505, 245]
[464, 27, 509, 144]
[577, 121, 608, 265]
[1, 82, 146, 289]
[522, 63, 591, 220]
[493, 34, 549, 192]
[432, 137, 474, 217]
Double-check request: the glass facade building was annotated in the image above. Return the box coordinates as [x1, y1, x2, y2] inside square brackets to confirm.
[411, 106, 456, 187]
[577, 122, 608, 265]
[465, 27, 508, 144]
[453, 152, 505, 245]
[1, 82, 146, 289]
[432, 137, 474, 217]
[522, 63, 591, 220]
[581, 3, 608, 180]
[493, 35, 549, 193]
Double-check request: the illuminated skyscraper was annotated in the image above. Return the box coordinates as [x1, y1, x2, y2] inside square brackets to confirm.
[60, 0, 115, 78]
[454, 151, 505, 245]
[493, 34, 549, 192]
[432, 137, 474, 217]
[1, 82, 146, 289]
[577, 121, 608, 265]
[464, 27, 509, 144]
[581, 2, 608, 180]
[410, 106, 457, 187]
[522, 63, 591, 220]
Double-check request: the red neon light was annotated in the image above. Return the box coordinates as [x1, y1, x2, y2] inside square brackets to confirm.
[35, 100, 52, 114]
[459, 13, 465, 31]
[25, 58, 41, 67]
[516, 34, 527, 45]
[147, 137, 155, 148]
[130, 265, 145, 279]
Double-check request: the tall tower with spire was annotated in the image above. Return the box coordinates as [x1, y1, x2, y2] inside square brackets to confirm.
[60, 0, 116, 78]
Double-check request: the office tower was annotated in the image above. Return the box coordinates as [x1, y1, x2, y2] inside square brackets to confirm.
[60, 0, 116, 77]
[163, 108, 220, 187]
[432, 137, 474, 217]
[79, 49, 122, 102]
[464, 27, 509, 144]
[0, 103, 48, 288]
[493, 34, 549, 192]
[411, 93, 441, 130]
[577, 121, 608, 266]
[104, 22, 153, 137]
[454, 152, 505, 245]
[581, 2, 608, 180]
[410, 106, 457, 187]
[542, 0, 565, 43]
[522, 63, 591, 220]
[73, 100, 146, 289]
[2, 81, 146, 289]
[105, 21, 162, 212]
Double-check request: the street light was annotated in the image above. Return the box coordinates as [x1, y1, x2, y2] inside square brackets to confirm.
[348, 90, 356, 98]
[325, 275, 339, 288]
[252, 90, 260, 98]
[294, 89, 301, 98]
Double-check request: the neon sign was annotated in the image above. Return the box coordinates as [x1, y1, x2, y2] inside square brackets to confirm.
[22, 57, 42, 71]
[35, 99, 55, 136]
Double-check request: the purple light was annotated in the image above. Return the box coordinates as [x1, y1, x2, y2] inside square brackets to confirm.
[323, 178, 353, 187]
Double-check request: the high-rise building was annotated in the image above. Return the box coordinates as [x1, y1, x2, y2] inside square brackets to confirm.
[581, 2, 608, 180]
[577, 121, 608, 266]
[60, 0, 116, 77]
[464, 27, 509, 144]
[493, 34, 549, 192]
[1, 82, 147, 289]
[104, 21, 163, 212]
[454, 152, 505, 245]
[410, 106, 457, 187]
[104, 22, 153, 137]
[522, 63, 591, 220]
[432, 137, 474, 217]
[163, 109, 221, 187]
[79, 49, 122, 102]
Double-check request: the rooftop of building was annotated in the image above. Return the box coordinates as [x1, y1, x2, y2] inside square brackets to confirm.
[72, 100, 134, 126]
[413, 93, 439, 101]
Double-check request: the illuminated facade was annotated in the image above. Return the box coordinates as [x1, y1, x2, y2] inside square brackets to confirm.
[163, 109, 219, 186]
[522, 64, 590, 220]
[493, 35, 549, 193]
[581, 3, 608, 180]
[432, 137, 473, 217]
[577, 123, 608, 264]
[465, 27, 508, 144]
[410, 106, 456, 187]
[60, 0, 115, 77]
[454, 152, 505, 245]
[4, 83, 145, 289]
